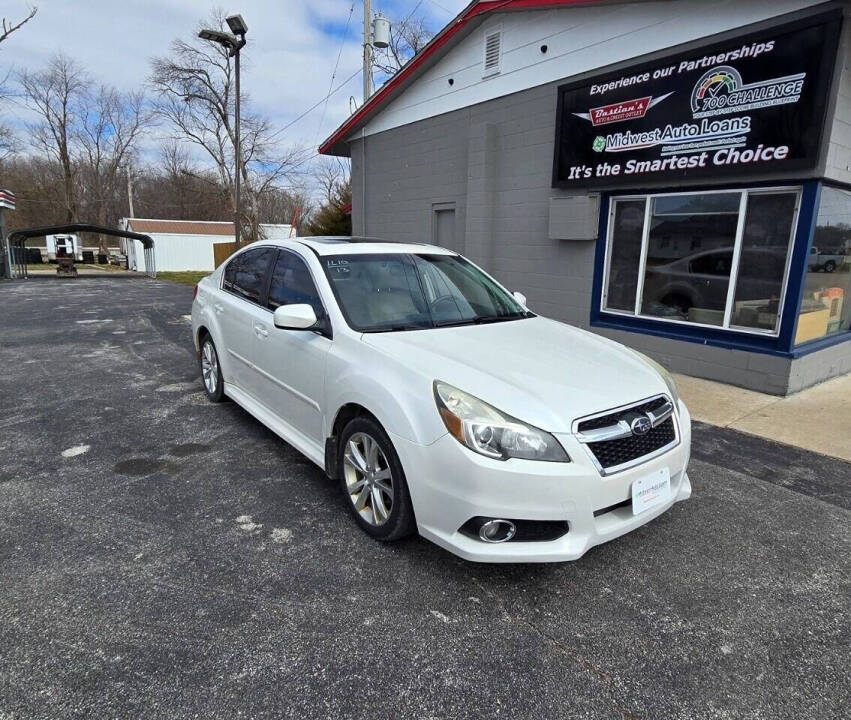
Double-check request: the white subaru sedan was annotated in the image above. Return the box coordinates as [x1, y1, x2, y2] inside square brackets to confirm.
[191, 237, 691, 562]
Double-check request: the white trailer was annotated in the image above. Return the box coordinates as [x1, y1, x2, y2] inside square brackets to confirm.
[46, 234, 83, 262]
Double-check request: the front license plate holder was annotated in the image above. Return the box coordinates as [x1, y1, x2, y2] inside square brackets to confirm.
[632, 468, 671, 515]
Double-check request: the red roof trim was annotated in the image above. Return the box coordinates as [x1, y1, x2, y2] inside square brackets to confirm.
[318, 0, 604, 155]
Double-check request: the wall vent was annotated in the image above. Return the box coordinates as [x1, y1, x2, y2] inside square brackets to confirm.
[482, 30, 502, 77]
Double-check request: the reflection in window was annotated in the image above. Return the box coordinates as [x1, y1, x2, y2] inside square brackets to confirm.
[227, 248, 275, 302]
[604, 200, 644, 312]
[267, 253, 322, 313]
[602, 189, 801, 335]
[641, 193, 740, 326]
[796, 186, 851, 345]
[730, 193, 797, 332]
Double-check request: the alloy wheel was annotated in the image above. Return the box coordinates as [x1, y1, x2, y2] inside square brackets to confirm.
[201, 341, 218, 394]
[343, 432, 394, 526]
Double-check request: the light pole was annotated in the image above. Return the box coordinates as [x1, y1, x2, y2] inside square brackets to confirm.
[199, 14, 247, 248]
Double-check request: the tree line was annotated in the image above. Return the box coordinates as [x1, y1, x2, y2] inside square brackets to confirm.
[0, 6, 439, 244]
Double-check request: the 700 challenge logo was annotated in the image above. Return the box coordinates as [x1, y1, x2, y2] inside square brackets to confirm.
[690, 65, 805, 118]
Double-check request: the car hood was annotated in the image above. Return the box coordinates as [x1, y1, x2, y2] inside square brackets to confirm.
[361, 316, 669, 433]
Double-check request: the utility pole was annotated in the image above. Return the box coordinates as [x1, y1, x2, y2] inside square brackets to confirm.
[363, 0, 373, 102]
[126, 165, 135, 219]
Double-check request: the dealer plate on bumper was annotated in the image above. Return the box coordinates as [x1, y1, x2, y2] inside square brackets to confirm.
[632, 468, 671, 515]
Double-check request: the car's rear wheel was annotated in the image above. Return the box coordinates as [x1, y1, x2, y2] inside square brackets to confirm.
[200, 335, 225, 403]
[824, 260, 837, 273]
[338, 416, 416, 541]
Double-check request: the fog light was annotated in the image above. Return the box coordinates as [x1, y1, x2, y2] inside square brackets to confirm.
[478, 519, 516, 543]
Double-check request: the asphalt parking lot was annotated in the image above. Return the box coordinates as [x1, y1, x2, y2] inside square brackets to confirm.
[1, 277, 848, 719]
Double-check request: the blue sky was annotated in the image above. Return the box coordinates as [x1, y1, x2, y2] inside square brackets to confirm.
[0, 0, 468, 177]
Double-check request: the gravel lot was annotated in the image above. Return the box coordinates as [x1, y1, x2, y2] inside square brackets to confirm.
[1, 277, 848, 719]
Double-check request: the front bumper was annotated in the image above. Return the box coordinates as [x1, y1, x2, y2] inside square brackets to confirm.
[391, 401, 692, 563]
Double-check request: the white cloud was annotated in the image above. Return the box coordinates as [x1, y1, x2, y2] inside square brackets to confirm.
[1, 1, 467, 150]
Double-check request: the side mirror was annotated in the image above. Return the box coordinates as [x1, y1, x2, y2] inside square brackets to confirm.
[513, 291, 527, 307]
[273, 304, 317, 330]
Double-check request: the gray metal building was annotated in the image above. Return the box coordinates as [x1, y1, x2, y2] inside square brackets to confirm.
[321, 0, 851, 395]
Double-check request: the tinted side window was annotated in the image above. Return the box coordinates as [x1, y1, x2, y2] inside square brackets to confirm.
[231, 248, 275, 303]
[267, 252, 322, 313]
[223, 253, 242, 291]
[690, 251, 732, 276]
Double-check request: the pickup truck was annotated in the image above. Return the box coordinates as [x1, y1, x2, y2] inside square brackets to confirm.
[808, 246, 847, 273]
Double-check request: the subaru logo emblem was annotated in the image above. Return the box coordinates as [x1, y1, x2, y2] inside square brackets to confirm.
[630, 415, 652, 436]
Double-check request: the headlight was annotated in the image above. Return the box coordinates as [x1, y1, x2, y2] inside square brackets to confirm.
[634, 352, 679, 407]
[434, 381, 570, 462]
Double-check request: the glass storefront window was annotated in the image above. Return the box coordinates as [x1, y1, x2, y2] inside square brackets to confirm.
[731, 193, 798, 333]
[641, 193, 740, 327]
[795, 186, 851, 345]
[602, 188, 800, 336]
[605, 199, 645, 312]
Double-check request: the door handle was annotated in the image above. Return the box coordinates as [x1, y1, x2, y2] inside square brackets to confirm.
[254, 324, 269, 339]
[214, 303, 224, 314]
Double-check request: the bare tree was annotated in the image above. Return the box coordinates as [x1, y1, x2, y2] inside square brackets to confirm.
[373, 15, 433, 75]
[19, 53, 88, 222]
[160, 141, 193, 178]
[77, 85, 153, 249]
[157, 140, 226, 219]
[256, 186, 313, 235]
[0, 124, 17, 164]
[0, 5, 37, 45]
[149, 11, 306, 243]
[313, 157, 345, 205]
[1, 7, 38, 164]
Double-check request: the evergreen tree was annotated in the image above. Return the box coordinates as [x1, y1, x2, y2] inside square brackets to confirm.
[307, 179, 351, 236]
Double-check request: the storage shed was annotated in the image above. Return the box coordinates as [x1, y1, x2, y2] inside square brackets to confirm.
[120, 219, 294, 272]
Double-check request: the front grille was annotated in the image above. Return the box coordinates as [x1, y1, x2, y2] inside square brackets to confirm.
[577, 396, 669, 433]
[587, 418, 675, 471]
[577, 396, 677, 473]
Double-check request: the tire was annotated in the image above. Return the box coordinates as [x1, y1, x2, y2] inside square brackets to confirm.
[661, 293, 692, 316]
[199, 334, 225, 403]
[337, 416, 416, 541]
[824, 260, 836, 273]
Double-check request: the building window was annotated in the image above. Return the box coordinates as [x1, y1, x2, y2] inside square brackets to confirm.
[602, 188, 800, 336]
[795, 185, 851, 345]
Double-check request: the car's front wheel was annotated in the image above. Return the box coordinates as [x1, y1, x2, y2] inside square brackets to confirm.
[200, 334, 225, 403]
[338, 416, 416, 541]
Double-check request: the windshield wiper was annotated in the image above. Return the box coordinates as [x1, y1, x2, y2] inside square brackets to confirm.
[434, 312, 532, 328]
[365, 324, 429, 333]
[474, 312, 532, 324]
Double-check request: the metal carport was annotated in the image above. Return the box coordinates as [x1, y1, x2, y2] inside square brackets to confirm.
[3, 223, 156, 279]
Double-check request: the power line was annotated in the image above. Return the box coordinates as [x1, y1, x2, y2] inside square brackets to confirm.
[426, 0, 455, 15]
[315, 1, 356, 148]
[401, 0, 427, 26]
[266, 66, 362, 144]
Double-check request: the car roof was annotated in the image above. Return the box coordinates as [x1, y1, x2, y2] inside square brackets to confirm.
[292, 236, 456, 256]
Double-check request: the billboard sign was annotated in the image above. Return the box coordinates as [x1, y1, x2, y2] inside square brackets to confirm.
[552, 11, 842, 189]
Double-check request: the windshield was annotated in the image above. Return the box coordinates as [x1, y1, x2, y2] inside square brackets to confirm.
[321, 253, 532, 332]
